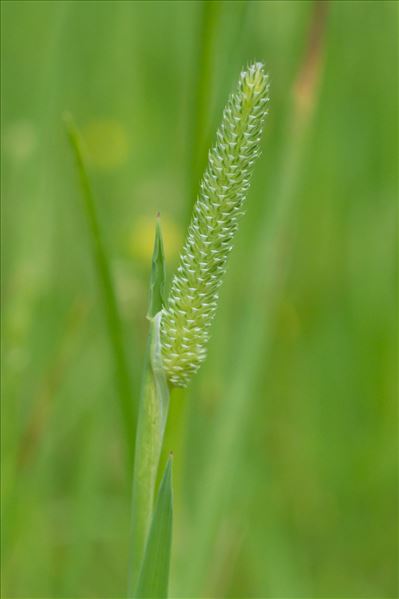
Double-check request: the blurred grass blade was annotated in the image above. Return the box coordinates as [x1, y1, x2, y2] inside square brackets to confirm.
[135, 457, 173, 599]
[180, 3, 329, 594]
[129, 218, 170, 595]
[64, 114, 135, 465]
[188, 1, 251, 220]
[187, 0, 221, 218]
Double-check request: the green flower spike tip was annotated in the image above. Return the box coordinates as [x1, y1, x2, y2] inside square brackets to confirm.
[161, 62, 270, 387]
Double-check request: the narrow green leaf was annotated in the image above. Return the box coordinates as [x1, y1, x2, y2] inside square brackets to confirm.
[135, 457, 173, 599]
[63, 113, 135, 465]
[147, 213, 166, 319]
[188, 0, 222, 216]
[128, 218, 170, 595]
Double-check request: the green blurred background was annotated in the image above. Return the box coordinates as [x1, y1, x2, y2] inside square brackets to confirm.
[1, 1, 397, 597]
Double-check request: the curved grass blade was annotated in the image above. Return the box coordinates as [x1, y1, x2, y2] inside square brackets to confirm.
[135, 457, 173, 599]
[64, 113, 135, 465]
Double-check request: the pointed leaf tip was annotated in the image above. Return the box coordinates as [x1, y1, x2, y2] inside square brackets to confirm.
[147, 216, 166, 319]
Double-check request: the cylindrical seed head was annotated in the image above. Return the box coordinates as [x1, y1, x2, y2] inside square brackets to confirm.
[161, 62, 270, 387]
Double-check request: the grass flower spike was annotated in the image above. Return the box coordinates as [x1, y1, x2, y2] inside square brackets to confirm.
[161, 62, 269, 387]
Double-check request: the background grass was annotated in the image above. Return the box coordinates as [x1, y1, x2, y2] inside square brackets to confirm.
[1, 1, 397, 598]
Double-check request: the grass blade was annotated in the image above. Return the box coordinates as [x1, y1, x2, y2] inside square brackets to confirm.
[128, 217, 170, 595]
[187, 0, 221, 218]
[64, 114, 135, 464]
[147, 214, 166, 319]
[135, 457, 173, 599]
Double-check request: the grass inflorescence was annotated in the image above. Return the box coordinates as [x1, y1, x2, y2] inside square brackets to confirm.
[161, 62, 269, 387]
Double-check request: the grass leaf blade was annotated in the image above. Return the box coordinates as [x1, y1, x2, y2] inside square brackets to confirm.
[128, 217, 170, 595]
[135, 457, 173, 599]
[147, 213, 166, 319]
[64, 114, 135, 464]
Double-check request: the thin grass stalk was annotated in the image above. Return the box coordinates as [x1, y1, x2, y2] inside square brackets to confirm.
[187, 0, 222, 218]
[187, 1, 252, 219]
[205, 1, 251, 138]
[179, 3, 328, 593]
[64, 115, 135, 465]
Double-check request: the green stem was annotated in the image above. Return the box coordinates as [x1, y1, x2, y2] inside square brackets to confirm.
[64, 115, 135, 465]
[188, 1, 251, 220]
[128, 313, 170, 596]
[128, 217, 169, 596]
[187, 0, 221, 218]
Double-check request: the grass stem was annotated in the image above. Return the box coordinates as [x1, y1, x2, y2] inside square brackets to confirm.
[187, 0, 222, 218]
